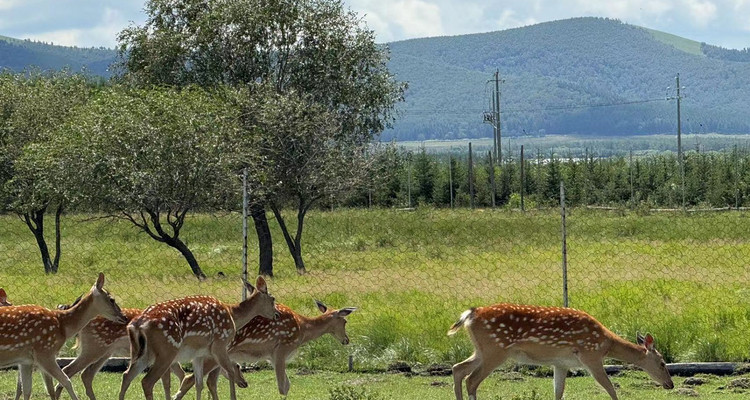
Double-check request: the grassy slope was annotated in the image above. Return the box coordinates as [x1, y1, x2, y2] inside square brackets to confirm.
[642, 27, 704, 56]
[2, 208, 750, 370]
[0, 370, 748, 399]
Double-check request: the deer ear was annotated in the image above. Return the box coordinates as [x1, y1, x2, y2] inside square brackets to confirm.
[643, 333, 655, 351]
[243, 279, 256, 295]
[315, 300, 328, 313]
[0, 288, 6, 303]
[94, 272, 105, 291]
[255, 276, 268, 294]
[636, 332, 645, 345]
[336, 307, 357, 318]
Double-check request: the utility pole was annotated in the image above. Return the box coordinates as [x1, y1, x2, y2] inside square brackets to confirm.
[668, 73, 685, 208]
[494, 70, 503, 165]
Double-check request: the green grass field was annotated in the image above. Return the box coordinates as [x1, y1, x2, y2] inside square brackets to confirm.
[1, 369, 749, 400]
[2, 207, 750, 373]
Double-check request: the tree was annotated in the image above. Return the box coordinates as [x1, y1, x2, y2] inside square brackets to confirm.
[0, 70, 93, 273]
[116, 0, 405, 275]
[49, 86, 243, 279]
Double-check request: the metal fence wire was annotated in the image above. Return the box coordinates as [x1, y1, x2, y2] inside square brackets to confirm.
[0, 145, 750, 376]
[2, 196, 750, 372]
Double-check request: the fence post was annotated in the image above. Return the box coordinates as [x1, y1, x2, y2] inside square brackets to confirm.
[469, 142, 474, 209]
[449, 156, 454, 209]
[520, 145, 525, 212]
[489, 151, 496, 208]
[407, 155, 412, 208]
[560, 180, 568, 307]
[242, 167, 249, 301]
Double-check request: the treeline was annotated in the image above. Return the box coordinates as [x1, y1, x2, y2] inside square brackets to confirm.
[701, 43, 750, 62]
[1, 0, 405, 279]
[347, 146, 750, 209]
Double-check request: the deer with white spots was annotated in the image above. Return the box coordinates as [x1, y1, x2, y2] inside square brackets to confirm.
[172, 300, 357, 400]
[0, 273, 127, 400]
[448, 303, 674, 400]
[118, 276, 279, 400]
[43, 304, 185, 400]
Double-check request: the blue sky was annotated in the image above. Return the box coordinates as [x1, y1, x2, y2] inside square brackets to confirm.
[0, 0, 747, 49]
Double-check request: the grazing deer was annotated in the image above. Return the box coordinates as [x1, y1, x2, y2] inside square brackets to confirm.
[0, 273, 126, 400]
[448, 303, 674, 400]
[118, 276, 279, 400]
[173, 300, 357, 400]
[0, 288, 10, 306]
[47, 304, 185, 400]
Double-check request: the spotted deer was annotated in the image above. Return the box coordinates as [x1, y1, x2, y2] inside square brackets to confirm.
[448, 303, 674, 400]
[0, 273, 127, 400]
[173, 300, 357, 400]
[45, 304, 185, 400]
[118, 276, 279, 400]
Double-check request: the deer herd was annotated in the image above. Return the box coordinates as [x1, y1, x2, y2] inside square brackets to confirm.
[0, 274, 673, 399]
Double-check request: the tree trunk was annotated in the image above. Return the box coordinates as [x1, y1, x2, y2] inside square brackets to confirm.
[250, 203, 274, 277]
[270, 203, 307, 275]
[51, 204, 63, 274]
[165, 236, 207, 280]
[22, 208, 56, 274]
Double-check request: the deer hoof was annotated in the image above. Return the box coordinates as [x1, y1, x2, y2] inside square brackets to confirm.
[237, 378, 249, 389]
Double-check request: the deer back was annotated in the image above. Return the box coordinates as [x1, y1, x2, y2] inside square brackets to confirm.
[132, 296, 235, 349]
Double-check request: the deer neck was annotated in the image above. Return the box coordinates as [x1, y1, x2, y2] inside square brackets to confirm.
[298, 314, 334, 344]
[606, 335, 647, 366]
[229, 296, 261, 329]
[56, 293, 97, 339]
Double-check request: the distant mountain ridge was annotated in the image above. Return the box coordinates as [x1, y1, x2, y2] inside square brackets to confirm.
[2, 17, 749, 139]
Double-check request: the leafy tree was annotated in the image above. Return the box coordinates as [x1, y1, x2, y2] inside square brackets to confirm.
[0, 70, 93, 273]
[116, 0, 405, 275]
[49, 86, 243, 279]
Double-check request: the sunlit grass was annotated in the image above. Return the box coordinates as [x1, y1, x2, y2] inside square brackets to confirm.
[1, 208, 750, 369]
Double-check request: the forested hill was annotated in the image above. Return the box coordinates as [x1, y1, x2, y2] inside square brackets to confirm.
[385, 17, 750, 140]
[2, 17, 749, 140]
[0, 35, 115, 77]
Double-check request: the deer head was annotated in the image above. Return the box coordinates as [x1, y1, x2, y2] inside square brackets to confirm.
[85, 273, 127, 324]
[636, 333, 674, 389]
[0, 288, 11, 306]
[314, 300, 357, 345]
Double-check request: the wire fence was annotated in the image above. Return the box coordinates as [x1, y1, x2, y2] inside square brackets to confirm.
[2, 190, 750, 370]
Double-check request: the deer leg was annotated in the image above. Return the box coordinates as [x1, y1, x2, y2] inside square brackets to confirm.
[171, 362, 186, 383]
[580, 359, 618, 400]
[119, 350, 150, 400]
[80, 356, 108, 400]
[209, 342, 247, 391]
[36, 355, 80, 400]
[465, 354, 506, 400]
[193, 357, 205, 400]
[18, 364, 32, 400]
[173, 373, 195, 400]
[452, 353, 482, 400]
[202, 360, 221, 400]
[273, 351, 290, 395]
[54, 350, 101, 399]
[141, 357, 174, 400]
[42, 371, 55, 400]
[553, 365, 569, 400]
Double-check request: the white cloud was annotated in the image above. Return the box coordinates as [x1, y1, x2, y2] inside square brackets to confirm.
[389, 0, 444, 38]
[17, 7, 128, 48]
[686, 0, 718, 26]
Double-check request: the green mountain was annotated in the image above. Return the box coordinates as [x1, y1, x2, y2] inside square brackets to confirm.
[0, 35, 116, 77]
[2, 17, 749, 139]
[385, 17, 750, 140]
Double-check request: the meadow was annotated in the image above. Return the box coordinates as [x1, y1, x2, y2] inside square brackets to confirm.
[1, 207, 750, 376]
[1, 369, 749, 399]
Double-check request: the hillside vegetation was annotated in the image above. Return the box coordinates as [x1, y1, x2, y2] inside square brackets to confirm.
[2, 17, 749, 139]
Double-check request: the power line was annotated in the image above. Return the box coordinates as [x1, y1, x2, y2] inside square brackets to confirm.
[397, 97, 667, 116]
